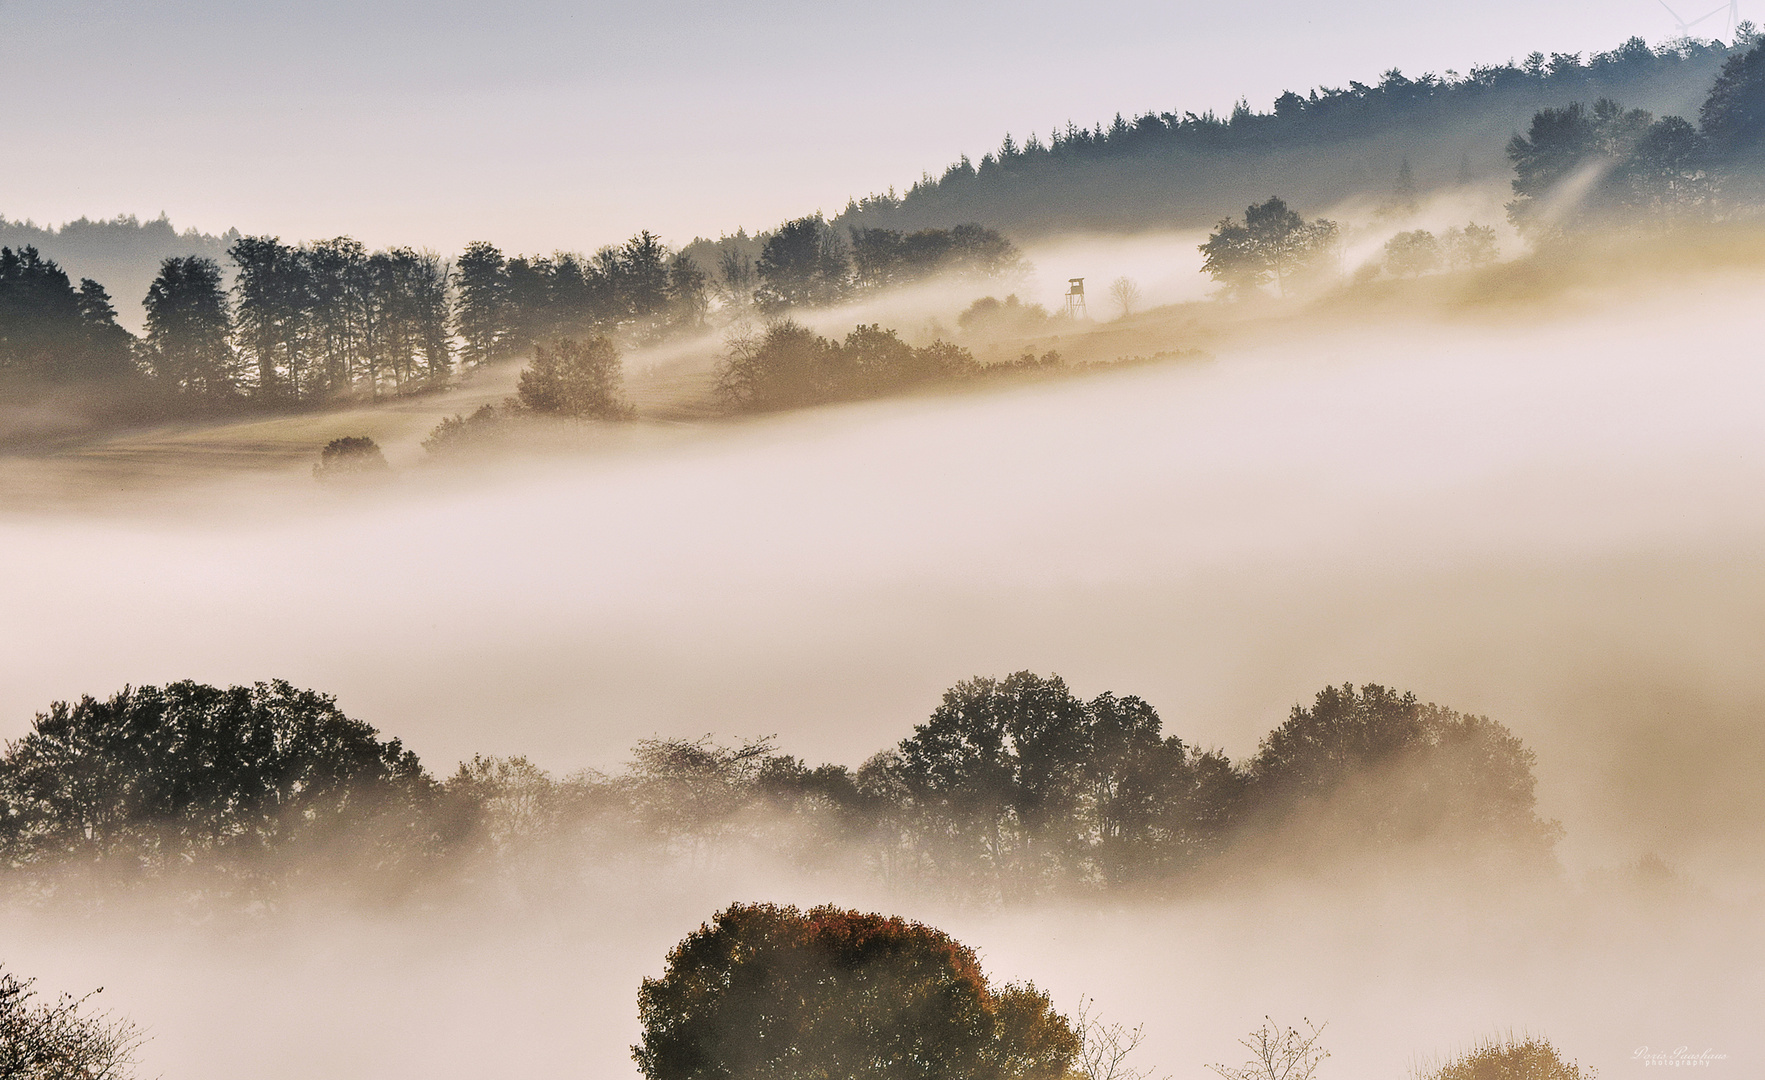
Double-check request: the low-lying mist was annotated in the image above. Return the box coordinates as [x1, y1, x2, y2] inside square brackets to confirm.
[3, 237, 1763, 1079]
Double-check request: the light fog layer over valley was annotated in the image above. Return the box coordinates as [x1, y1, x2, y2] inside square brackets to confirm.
[2, 259, 1763, 1077]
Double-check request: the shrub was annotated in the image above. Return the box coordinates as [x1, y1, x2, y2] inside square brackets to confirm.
[1420, 1035, 1594, 1080]
[312, 435, 389, 480]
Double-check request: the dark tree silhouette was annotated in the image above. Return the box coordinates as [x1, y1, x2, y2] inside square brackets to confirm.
[755, 215, 850, 310]
[454, 240, 511, 368]
[634, 902, 1081, 1080]
[1200, 198, 1337, 297]
[0, 680, 428, 873]
[1700, 38, 1765, 161]
[141, 255, 236, 396]
[1505, 97, 1709, 231]
[1247, 683, 1557, 852]
[229, 235, 310, 397]
[312, 435, 390, 481]
[0, 246, 137, 382]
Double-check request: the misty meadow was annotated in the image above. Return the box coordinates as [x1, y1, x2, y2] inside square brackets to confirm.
[4, 9, 1765, 1080]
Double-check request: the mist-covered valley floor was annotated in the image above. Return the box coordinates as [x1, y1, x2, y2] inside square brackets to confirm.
[2, 233, 1763, 1078]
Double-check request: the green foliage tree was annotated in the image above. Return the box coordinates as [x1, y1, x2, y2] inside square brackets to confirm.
[890, 672, 1201, 890]
[1381, 156, 1420, 216]
[667, 254, 710, 330]
[515, 336, 632, 419]
[1198, 219, 1266, 296]
[141, 255, 238, 396]
[422, 403, 515, 458]
[849, 224, 1022, 291]
[633, 902, 1082, 1080]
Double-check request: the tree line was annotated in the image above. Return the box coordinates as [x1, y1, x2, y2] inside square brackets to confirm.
[835, 32, 1756, 236]
[1503, 35, 1765, 234]
[1, 216, 1019, 430]
[1192, 36, 1765, 297]
[0, 674, 1558, 905]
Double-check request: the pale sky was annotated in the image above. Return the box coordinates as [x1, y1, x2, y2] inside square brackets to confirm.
[0, 0, 1733, 254]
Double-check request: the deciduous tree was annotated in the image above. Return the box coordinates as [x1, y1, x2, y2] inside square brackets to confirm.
[634, 902, 1081, 1080]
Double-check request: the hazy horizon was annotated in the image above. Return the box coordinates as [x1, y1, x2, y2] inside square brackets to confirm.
[0, 0, 1744, 252]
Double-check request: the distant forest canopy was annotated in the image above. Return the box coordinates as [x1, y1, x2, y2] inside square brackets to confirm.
[0, 213, 236, 331]
[0, 674, 1560, 905]
[835, 30, 1761, 235]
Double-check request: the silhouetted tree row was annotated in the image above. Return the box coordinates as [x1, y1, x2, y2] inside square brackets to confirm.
[835, 32, 1757, 235]
[1503, 37, 1765, 232]
[0, 674, 1558, 904]
[230, 236, 452, 401]
[746, 217, 1021, 313]
[0, 213, 237, 337]
[1, 239, 451, 408]
[454, 232, 708, 368]
[0, 246, 136, 383]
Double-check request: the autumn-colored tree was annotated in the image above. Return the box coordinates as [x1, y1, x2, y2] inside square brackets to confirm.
[635, 902, 1081, 1080]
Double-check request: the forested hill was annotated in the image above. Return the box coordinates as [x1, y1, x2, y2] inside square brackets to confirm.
[0, 214, 237, 330]
[834, 35, 1749, 236]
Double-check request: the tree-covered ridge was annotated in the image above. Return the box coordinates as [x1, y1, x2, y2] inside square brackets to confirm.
[0, 674, 1558, 904]
[837, 32, 1760, 235]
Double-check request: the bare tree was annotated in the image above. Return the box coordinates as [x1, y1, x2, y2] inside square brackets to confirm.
[1108, 276, 1143, 319]
[1208, 1018, 1329, 1080]
[1074, 997, 1169, 1080]
[0, 967, 144, 1080]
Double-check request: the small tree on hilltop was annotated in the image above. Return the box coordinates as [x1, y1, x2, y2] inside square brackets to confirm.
[1201, 198, 1338, 298]
[1108, 277, 1143, 319]
[634, 902, 1082, 1080]
[516, 336, 632, 419]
